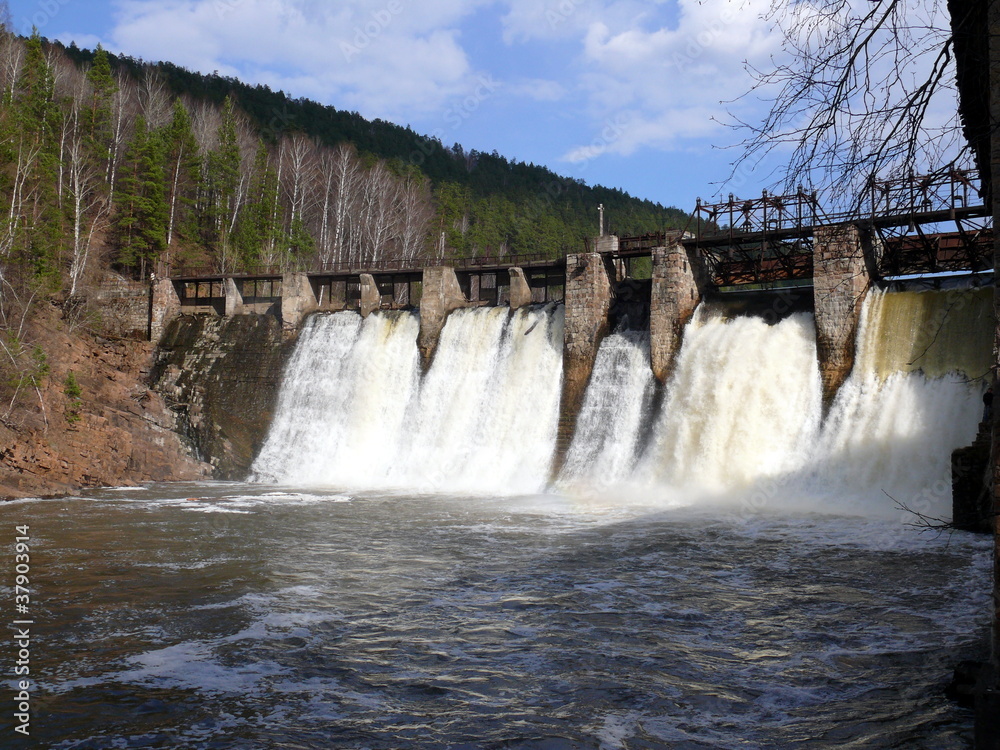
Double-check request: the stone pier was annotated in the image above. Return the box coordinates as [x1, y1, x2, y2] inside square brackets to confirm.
[360, 274, 381, 317]
[149, 276, 181, 343]
[509, 267, 533, 310]
[650, 241, 704, 383]
[280, 272, 317, 331]
[224, 277, 244, 316]
[554, 252, 615, 471]
[418, 266, 468, 368]
[812, 224, 870, 404]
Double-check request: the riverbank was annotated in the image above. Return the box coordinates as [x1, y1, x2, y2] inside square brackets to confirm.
[0, 302, 209, 499]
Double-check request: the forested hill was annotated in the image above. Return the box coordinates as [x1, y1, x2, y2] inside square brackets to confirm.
[1, 29, 689, 299]
[59, 41, 689, 257]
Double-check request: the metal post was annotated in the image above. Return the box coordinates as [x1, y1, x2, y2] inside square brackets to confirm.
[598, 204, 605, 237]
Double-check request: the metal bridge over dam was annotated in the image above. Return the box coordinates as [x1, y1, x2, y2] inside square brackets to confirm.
[151, 166, 993, 441]
[155, 167, 991, 324]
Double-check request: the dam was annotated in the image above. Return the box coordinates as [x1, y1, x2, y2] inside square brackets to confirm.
[24, 166, 987, 747]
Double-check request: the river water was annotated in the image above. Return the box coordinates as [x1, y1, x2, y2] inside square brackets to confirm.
[5, 483, 990, 749]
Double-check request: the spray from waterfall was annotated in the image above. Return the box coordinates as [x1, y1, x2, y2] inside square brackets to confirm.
[251, 306, 563, 494]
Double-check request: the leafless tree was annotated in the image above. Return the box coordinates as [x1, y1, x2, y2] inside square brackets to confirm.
[730, 0, 967, 207]
[137, 69, 172, 130]
[396, 172, 433, 262]
[316, 142, 360, 267]
[105, 71, 135, 202]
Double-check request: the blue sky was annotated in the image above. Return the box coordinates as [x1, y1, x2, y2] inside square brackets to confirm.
[5, 0, 843, 212]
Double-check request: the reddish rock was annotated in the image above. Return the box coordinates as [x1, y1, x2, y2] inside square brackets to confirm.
[0, 303, 210, 500]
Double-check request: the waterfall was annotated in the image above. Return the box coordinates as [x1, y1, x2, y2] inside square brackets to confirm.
[557, 332, 655, 487]
[251, 312, 421, 487]
[800, 288, 987, 517]
[635, 309, 823, 492]
[253, 287, 988, 517]
[251, 306, 563, 494]
[397, 306, 564, 494]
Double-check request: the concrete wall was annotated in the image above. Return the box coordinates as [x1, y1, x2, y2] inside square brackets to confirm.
[555, 252, 615, 471]
[418, 266, 468, 368]
[151, 315, 296, 478]
[650, 242, 704, 383]
[812, 224, 870, 404]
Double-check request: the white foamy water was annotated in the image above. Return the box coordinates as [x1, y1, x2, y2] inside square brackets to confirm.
[636, 309, 824, 492]
[252, 306, 563, 494]
[254, 289, 987, 521]
[251, 311, 421, 486]
[558, 331, 655, 487]
[798, 289, 985, 518]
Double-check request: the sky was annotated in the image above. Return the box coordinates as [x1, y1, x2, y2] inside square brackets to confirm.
[3, 0, 869, 213]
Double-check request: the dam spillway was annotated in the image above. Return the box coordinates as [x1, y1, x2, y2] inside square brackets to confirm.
[250, 287, 989, 519]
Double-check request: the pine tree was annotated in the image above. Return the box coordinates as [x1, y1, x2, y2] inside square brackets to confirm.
[115, 115, 167, 275]
[162, 98, 199, 250]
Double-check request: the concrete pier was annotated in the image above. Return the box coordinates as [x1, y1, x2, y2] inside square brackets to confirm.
[360, 274, 381, 318]
[650, 241, 705, 383]
[509, 267, 533, 310]
[150, 276, 182, 343]
[224, 278, 243, 316]
[418, 266, 469, 368]
[812, 224, 871, 404]
[555, 252, 615, 470]
[280, 272, 318, 331]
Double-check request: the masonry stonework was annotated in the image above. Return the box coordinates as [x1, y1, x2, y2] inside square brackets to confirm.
[360, 274, 381, 317]
[418, 266, 468, 368]
[650, 242, 704, 383]
[280, 272, 318, 330]
[812, 224, 870, 404]
[555, 252, 614, 471]
[150, 276, 181, 343]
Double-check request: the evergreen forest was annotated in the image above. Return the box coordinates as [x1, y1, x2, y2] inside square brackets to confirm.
[0, 27, 690, 300]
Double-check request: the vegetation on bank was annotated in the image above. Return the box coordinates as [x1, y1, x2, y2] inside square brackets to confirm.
[0, 24, 689, 419]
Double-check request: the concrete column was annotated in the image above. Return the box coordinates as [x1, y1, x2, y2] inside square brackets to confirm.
[149, 276, 181, 343]
[812, 224, 870, 404]
[360, 274, 381, 317]
[280, 272, 317, 330]
[509, 267, 533, 310]
[554, 252, 614, 471]
[650, 242, 704, 383]
[418, 266, 468, 367]
[224, 277, 243, 316]
[593, 235, 623, 281]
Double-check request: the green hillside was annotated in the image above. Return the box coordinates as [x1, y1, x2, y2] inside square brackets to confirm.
[1, 28, 690, 296]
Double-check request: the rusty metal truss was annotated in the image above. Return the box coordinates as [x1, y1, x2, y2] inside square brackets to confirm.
[684, 168, 991, 288]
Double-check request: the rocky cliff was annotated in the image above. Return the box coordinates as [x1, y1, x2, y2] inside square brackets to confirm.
[150, 314, 295, 479]
[0, 303, 210, 499]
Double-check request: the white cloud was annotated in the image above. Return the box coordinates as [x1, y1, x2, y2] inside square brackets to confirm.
[561, 0, 782, 158]
[507, 78, 566, 102]
[103, 0, 490, 119]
